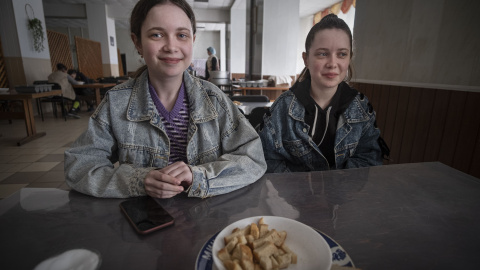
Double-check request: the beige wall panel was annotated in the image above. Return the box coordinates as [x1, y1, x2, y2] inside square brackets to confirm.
[22, 58, 52, 84]
[4, 57, 26, 86]
[353, 0, 480, 90]
[102, 63, 119, 78]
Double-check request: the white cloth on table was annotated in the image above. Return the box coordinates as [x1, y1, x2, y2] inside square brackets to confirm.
[268, 75, 293, 86]
[34, 249, 101, 270]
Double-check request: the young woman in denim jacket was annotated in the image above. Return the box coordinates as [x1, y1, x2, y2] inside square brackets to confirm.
[258, 14, 382, 173]
[64, 0, 266, 198]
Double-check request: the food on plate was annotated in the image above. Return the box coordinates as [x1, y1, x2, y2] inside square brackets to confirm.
[217, 217, 297, 270]
[232, 100, 242, 105]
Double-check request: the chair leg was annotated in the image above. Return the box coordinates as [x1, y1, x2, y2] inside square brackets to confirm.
[37, 99, 45, 121]
[61, 98, 67, 121]
[51, 102, 58, 118]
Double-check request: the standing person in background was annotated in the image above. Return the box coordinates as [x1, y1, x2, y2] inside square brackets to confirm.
[48, 63, 81, 118]
[64, 0, 266, 199]
[204, 46, 219, 81]
[258, 14, 384, 173]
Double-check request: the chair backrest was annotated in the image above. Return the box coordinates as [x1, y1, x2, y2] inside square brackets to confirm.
[33, 80, 49, 85]
[231, 95, 270, 103]
[246, 107, 270, 128]
[34, 80, 61, 90]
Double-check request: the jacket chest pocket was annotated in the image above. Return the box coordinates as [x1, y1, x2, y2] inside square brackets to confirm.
[335, 142, 358, 160]
[283, 140, 312, 158]
[118, 145, 166, 167]
[283, 139, 318, 171]
[283, 139, 312, 157]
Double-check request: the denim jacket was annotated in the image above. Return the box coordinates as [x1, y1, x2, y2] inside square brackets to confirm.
[65, 70, 266, 198]
[258, 83, 382, 173]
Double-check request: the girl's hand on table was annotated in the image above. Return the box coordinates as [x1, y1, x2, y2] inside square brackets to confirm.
[144, 162, 193, 198]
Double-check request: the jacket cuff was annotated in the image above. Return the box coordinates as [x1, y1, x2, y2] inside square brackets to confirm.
[188, 166, 208, 198]
[128, 167, 153, 196]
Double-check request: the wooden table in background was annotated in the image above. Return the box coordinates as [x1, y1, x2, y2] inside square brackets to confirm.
[234, 86, 289, 96]
[73, 83, 116, 106]
[0, 89, 63, 146]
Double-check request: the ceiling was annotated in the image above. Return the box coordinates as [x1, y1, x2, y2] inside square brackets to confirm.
[43, 0, 340, 30]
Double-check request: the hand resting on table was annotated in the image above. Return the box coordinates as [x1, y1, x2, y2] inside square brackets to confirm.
[144, 161, 193, 198]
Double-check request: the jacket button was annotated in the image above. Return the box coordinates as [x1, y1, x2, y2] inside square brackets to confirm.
[303, 128, 307, 133]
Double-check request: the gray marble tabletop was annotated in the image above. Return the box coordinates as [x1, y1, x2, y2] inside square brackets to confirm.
[1, 162, 479, 269]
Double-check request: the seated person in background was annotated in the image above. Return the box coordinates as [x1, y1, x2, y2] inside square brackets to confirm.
[68, 69, 95, 112]
[205, 46, 219, 81]
[47, 63, 81, 118]
[64, 0, 266, 199]
[257, 14, 383, 173]
[75, 70, 95, 84]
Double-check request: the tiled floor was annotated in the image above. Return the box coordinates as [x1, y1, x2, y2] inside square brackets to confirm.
[0, 109, 91, 199]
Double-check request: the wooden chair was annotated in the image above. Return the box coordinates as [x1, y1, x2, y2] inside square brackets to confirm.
[34, 81, 68, 121]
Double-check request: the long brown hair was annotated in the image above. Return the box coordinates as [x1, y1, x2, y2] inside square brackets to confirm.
[130, 0, 197, 78]
[296, 14, 354, 84]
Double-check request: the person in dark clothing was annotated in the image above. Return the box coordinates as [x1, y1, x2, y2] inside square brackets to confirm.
[68, 69, 95, 112]
[257, 14, 383, 173]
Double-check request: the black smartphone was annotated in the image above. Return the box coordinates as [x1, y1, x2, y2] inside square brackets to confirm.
[120, 196, 175, 234]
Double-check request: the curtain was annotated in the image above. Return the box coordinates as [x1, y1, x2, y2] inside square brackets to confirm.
[314, 0, 356, 24]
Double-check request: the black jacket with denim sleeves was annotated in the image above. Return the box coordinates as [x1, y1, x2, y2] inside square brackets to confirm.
[258, 80, 382, 173]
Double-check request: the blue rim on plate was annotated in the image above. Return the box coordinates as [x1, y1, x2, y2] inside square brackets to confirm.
[195, 228, 354, 270]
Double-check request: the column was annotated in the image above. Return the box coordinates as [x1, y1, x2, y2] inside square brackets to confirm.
[230, 1, 247, 75]
[262, 0, 299, 77]
[85, 3, 118, 77]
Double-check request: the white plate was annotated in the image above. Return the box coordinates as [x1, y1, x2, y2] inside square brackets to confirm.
[210, 216, 332, 270]
[196, 227, 354, 270]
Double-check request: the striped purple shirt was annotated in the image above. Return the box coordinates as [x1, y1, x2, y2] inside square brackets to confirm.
[148, 81, 189, 164]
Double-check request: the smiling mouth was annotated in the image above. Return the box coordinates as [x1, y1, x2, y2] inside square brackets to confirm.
[323, 73, 338, 79]
[160, 58, 182, 64]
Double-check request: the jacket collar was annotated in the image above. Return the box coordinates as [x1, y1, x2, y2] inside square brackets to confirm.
[127, 70, 218, 123]
[288, 78, 366, 123]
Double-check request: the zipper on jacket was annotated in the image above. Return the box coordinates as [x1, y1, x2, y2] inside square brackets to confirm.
[308, 105, 331, 170]
[311, 105, 318, 138]
[318, 106, 331, 147]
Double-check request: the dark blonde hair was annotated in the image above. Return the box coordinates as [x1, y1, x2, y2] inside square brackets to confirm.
[130, 0, 196, 77]
[297, 14, 354, 83]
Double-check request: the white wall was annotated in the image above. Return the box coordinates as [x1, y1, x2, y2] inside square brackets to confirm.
[354, 0, 480, 90]
[115, 27, 142, 74]
[296, 16, 312, 75]
[262, 0, 299, 77]
[193, 31, 221, 62]
[10, 0, 50, 59]
[230, 5, 246, 74]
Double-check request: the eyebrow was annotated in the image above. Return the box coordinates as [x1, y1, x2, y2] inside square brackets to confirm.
[147, 26, 191, 33]
[315, 48, 350, 51]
